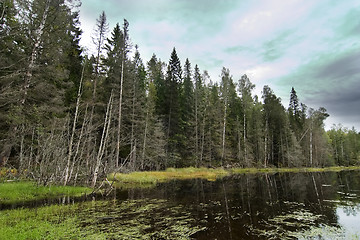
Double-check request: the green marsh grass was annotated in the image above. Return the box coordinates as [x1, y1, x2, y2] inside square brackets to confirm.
[0, 181, 92, 204]
[108, 167, 229, 186]
[109, 166, 360, 187]
[0, 203, 106, 240]
[230, 166, 360, 174]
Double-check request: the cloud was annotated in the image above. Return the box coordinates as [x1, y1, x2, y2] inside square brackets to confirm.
[261, 29, 298, 62]
[79, 0, 360, 130]
[277, 49, 360, 130]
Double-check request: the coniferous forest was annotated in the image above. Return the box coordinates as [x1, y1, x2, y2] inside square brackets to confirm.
[1, 1, 360, 186]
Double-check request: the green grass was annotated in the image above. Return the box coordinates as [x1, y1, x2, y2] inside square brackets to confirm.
[0, 203, 106, 240]
[108, 167, 229, 186]
[0, 181, 92, 204]
[108, 166, 360, 186]
[230, 166, 360, 174]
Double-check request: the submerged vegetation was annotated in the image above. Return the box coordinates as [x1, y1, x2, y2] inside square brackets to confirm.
[0, 198, 204, 240]
[0, 203, 107, 240]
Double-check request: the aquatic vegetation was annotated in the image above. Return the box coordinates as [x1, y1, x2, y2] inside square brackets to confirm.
[76, 198, 205, 239]
[293, 225, 348, 240]
[0, 203, 107, 240]
[0, 197, 205, 240]
[0, 181, 91, 204]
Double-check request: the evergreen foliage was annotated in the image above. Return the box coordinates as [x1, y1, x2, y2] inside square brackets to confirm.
[0, 5, 359, 186]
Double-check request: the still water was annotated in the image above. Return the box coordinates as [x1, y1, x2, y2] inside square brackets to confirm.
[77, 170, 360, 239]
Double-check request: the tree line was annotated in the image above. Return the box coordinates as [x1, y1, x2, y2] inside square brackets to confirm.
[1, 1, 359, 186]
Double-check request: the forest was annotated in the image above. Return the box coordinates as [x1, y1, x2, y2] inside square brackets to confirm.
[1, 0, 360, 187]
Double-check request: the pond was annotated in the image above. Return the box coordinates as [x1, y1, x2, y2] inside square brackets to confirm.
[2, 170, 360, 239]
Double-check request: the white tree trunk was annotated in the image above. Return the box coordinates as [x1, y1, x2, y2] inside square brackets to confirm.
[116, 60, 124, 168]
[221, 99, 227, 164]
[22, 0, 50, 105]
[64, 64, 85, 185]
[92, 92, 113, 188]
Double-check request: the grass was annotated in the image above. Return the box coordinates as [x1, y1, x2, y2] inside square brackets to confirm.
[108, 166, 360, 186]
[108, 167, 229, 186]
[230, 166, 360, 174]
[0, 181, 92, 204]
[0, 203, 106, 240]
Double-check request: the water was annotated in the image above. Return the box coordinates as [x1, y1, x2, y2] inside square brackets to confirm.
[4, 171, 360, 239]
[74, 170, 360, 239]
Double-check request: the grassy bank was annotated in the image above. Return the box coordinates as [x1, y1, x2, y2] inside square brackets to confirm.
[108, 167, 229, 186]
[109, 166, 360, 186]
[230, 166, 360, 174]
[0, 203, 106, 240]
[0, 181, 92, 204]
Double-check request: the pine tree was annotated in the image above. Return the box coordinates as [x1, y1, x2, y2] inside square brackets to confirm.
[193, 65, 206, 166]
[163, 48, 182, 166]
[238, 74, 255, 165]
[179, 58, 195, 164]
[262, 85, 288, 167]
[219, 67, 231, 165]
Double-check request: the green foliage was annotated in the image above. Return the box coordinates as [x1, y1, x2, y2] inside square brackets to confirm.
[328, 125, 360, 166]
[0, 203, 107, 240]
[1, 2, 358, 187]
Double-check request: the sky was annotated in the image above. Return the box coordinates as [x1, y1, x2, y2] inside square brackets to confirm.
[78, 0, 360, 131]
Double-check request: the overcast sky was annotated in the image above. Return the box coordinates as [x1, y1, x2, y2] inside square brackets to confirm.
[79, 0, 360, 131]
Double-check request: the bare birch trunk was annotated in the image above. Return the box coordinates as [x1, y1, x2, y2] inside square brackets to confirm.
[221, 99, 227, 164]
[92, 92, 113, 188]
[130, 78, 136, 170]
[310, 123, 313, 166]
[200, 111, 206, 166]
[115, 60, 124, 168]
[264, 119, 268, 167]
[64, 64, 85, 185]
[21, 0, 50, 105]
[68, 104, 88, 183]
[141, 109, 149, 170]
[243, 112, 247, 163]
[195, 94, 199, 167]
[237, 120, 241, 162]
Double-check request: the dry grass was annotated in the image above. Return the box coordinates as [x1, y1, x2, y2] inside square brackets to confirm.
[108, 166, 360, 186]
[108, 167, 229, 184]
[230, 166, 360, 174]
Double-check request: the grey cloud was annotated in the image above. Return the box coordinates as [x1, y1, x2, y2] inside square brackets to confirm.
[315, 51, 360, 81]
[278, 49, 360, 130]
[261, 29, 298, 62]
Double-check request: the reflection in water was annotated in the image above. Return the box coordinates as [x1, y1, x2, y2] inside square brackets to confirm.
[337, 204, 360, 239]
[120, 171, 360, 239]
[72, 171, 360, 239]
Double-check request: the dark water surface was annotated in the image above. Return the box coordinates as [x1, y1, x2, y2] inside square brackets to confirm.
[4, 171, 359, 239]
[76, 170, 360, 239]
